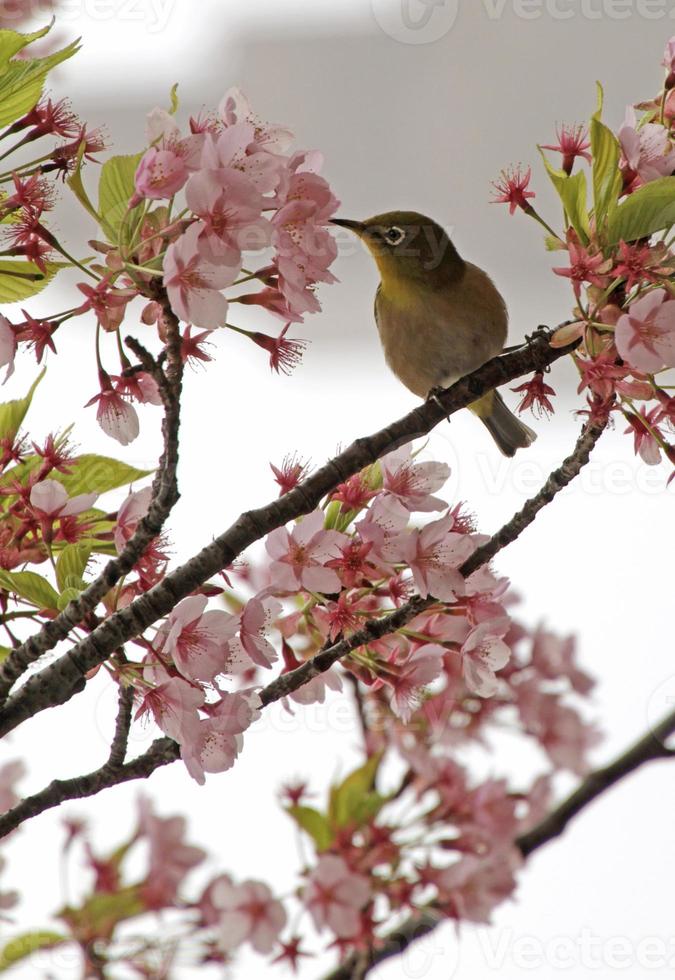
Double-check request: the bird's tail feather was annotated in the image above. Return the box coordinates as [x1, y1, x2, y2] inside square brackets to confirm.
[470, 391, 536, 457]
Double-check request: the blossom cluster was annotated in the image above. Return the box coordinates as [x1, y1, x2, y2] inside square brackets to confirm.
[27, 441, 591, 972]
[0, 23, 339, 446]
[493, 36, 675, 477]
[0, 440, 598, 970]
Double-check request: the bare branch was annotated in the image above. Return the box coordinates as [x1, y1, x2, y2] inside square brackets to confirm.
[0, 736, 180, 840]
[0, 286, 185, 703]
[106, 682, 134, 770]
[0, 332, 578, 737]
[260, 408, 608, 707]
[321, 706, 675, 980]
[517, 704, 675, 856]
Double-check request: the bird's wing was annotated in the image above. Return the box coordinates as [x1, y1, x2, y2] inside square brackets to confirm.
[374, 283, 382, 333]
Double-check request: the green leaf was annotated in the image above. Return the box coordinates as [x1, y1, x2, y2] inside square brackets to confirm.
[590, 117, 621, 231]
[329, 754, 383, 829]
[58, 455, 152, 497]
[0, 570, 59, 610]
[55, 543, 90, 593]
[538, 148, 590, 242]
[287, 806, 333, 851]
[57, 587, 81, 611]
[168, 82, 179, 115]
[0, 259, 62, 303]
[0, 37, 80, 128]
[98, 153, 142, 242]
[606, 177, 675, 245]
[60, 886, 145, 941]
[0, 23, 53, 71]
[0, 369, 44, 442]
[595, 80, 604, 116]
[0, 931, 66, 972]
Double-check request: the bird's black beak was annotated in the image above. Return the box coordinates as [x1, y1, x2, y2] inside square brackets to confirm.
[330, 217, 365, 235]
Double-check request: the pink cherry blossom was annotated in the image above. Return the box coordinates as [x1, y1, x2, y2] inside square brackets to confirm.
[615, 289, 675, 374]
[29, 479, 97, 518]
[395, 513, 475, 602]
[619, 107, 675, 185]
[115, 371, 162, 406]
[384, 643, 445, 722]
[436, 850, 522, 924]
[304, 855, 370, 939]
[491, 165, 535, 215]
[145, 107, 204, 169]
[541, 123, 591, 175]
[132, 107, 204, 204]
[133, 146, 190, 203]
[663, 36, 675, 76]
[516, 679, 600, 774]
[219, 87, 294, 154]
[137, 797, 206, 909]
[553, 234, 612, 299]
[135, 662, 205, 743]
[0, 760, 24, 815]
[114, 487, 153, 553]
[225, 595, 281, 670]
[380, 445, 450, 512]
[163, 222, 240, 329]
[265, 510, 349, 594]
[180, 691, 258, 785]
[156, 595, 240, 684]
[201, 121, 285, 193]
[0, 316, 16, 383]
[288, 665, 343, 706]
[530, 627, 594, 695]
[85, 385, 140, 446]
[212, 878, 287, 954]
[185, 168, 270, 264]
[460, 620, 511, 697]
[624, 407, 663, 465]
[356, 495, 410, 565]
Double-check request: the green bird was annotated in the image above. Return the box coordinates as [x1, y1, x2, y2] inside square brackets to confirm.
[331, 210, 536, 457]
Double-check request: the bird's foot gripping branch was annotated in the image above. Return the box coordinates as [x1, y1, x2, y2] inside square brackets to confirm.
[0, 18, 672, 979]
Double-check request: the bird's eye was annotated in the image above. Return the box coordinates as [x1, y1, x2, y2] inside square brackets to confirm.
[383, 226, 406, 246]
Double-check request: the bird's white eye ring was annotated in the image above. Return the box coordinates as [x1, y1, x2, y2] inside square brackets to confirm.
[384, 226, 406, 246]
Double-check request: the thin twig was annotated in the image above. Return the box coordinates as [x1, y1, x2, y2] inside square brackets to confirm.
[0, 332, 578, 737]
[321, 703, 675, 980]
[0, 286, 185, 703]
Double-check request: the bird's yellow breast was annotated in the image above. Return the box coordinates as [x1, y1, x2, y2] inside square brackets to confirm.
[374, 263, 508, 399]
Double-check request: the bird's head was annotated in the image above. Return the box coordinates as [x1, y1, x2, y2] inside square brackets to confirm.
[331, 210, 464, 290]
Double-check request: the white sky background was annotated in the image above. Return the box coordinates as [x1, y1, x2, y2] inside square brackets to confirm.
[3, 1, 675, 977]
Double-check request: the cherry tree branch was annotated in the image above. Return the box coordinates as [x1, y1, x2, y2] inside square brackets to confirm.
[0, 735, 179, 840]
[260, 408, 607, 707]
[321, 704, 675, 980]
[0, 330, 578, 737]
[106, 680, 134, 770]
[0, 403, 606, 838]
[0, 285, 185, 704]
